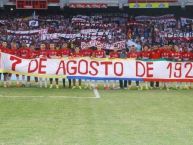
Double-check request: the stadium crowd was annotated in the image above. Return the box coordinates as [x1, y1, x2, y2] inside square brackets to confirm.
[0, 12, 193, 90]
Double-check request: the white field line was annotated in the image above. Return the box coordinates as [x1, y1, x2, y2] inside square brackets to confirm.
[0, 94, 98, 99]
[0, 89, 101, 99]
[93, 89, 101, 99]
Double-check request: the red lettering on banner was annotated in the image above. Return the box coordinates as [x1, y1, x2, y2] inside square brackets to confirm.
[174, 63, 182, 78]
[136, 61, 153, 78]
[4, 53, 193, 81]
[167, 62, 193, 79]
[10, 56, 22, 71]
[67, 60, 77, 75]
[28, 59, 38, 73]
[136, 61, 145, 77]
[38, 58, 47, 74]
[101, 61, 112, 75]
[114, 62, 123, 76]
[78, 59, 88, 75]
[185, 63, 193, 78]
[89, 61, 99, 76]
[167, 62, 172, 78]
[56, 61, 66, 75]
[146, 62, 153, 77]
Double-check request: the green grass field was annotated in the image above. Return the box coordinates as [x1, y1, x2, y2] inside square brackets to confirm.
[0, 87, 193, 145]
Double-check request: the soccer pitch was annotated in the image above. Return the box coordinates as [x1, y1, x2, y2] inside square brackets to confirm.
[0, 87, 193, 145]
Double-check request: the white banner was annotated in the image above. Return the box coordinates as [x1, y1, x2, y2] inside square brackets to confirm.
[160, 31, 193, 38]
[81, 40, 126, 50]
[135, 14, 176, 23]
[0, 20, 6, 25]
[127, 40, 138, 47]
[180, 17, 193, 26]
[0, 52, 193, 81]
[7, 29, 47, 35]
[40, 31, 110, 41]
[80, 29, 99, 34]
[29, 20, 39, 27]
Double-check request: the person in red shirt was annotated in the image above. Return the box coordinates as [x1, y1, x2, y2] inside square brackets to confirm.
[72, 46, 82, 89]
[109, 47, 120, 89]
[92, 45, 106, 58]
[39, 43, 48, 58]
[149, 45, 162, 89]
[30, 45, 39, 59]
[171, 45, 183, 89]
[0, 44, 1, 51]
[0, 42, 4, 84]
[161, 45, 172, 60]
[81, 47, 93, 57]
[127, 45, 139, 59]
[0, 41, 10, 88]
[59, 43, 72, 88]
[59, 43, 71, 58]
[0, 44, 2, 82]
[80, 47, 93, 89]
[0, 42, 8, 83]
[150, 45, 161, 60]
[17, 43, 31, 87]
[48, 43, 60, 89]
[38, 43, 48, 88]
[47, 43, 60, 59]
[92, 45, 107, 89]
[127, 45, 140, 89]
[171, 45, 182, 61]
[17, 43, 31, 59]
[139, 45, 151, 90]
[182, 48, 192, 61]
[7, 42, 20, 87]
[0, 41, 10, 54]
[0, 43, 1, 82]
[160, 45, 173, 90]
[140, 45, 151, 60]
[191, 51, 193, 61]
[71, 46, 83, 58]
[30, 44, 39, 86]
[109, 48, 120, 59]
[26, 44, 39, 87]
[8, 42, 18, 56]
[182, 48, 192, 89]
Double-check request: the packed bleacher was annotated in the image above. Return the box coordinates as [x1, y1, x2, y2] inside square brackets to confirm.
[0, 13, 192, 51]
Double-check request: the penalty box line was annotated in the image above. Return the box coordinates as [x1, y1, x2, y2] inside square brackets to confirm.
[0, 89, 101, 99]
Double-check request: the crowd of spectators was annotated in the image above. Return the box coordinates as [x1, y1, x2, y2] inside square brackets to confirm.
[0, 12, 193, 53]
